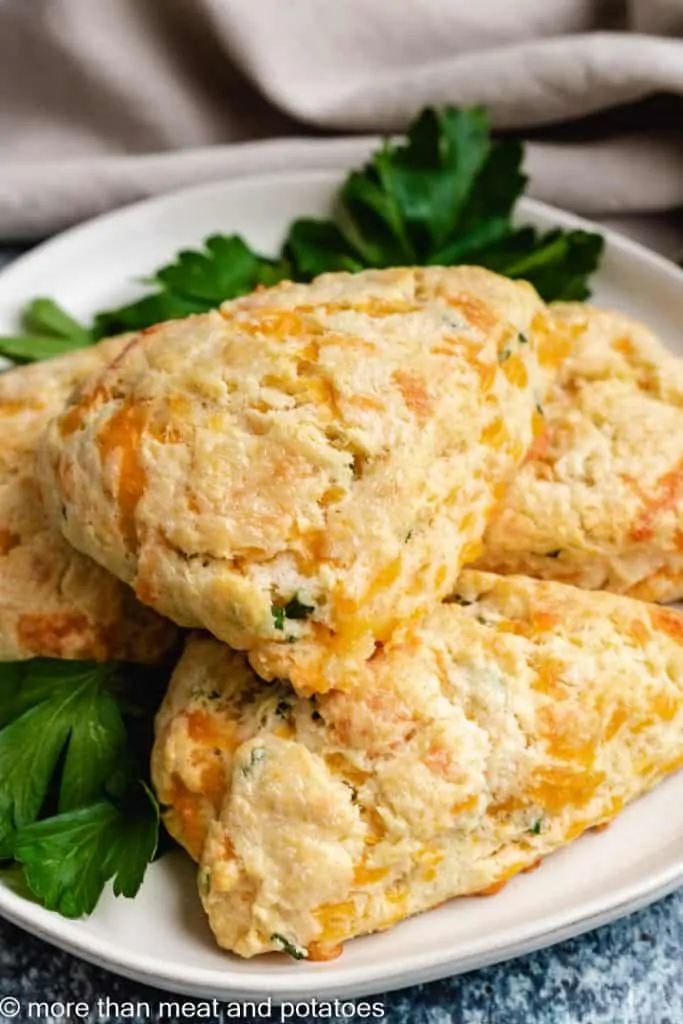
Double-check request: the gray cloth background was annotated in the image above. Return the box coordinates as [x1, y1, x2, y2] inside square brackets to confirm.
[1, 0, 683, 256]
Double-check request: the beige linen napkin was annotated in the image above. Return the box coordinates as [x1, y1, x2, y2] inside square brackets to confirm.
[1, 0, 682, 255]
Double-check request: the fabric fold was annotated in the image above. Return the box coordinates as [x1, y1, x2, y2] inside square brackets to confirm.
[0, 0, 681, 247]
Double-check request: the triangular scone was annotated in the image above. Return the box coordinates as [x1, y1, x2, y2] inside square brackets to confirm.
[152, 571, 683, 960]
[478, 303, 683, 601]
[38, 267, 544, 694]
[0, 341, 177, 661]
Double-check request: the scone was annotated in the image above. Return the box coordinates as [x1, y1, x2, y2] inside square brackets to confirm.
[0, 340, 177, 661]
[38, 267, 542, 694]
[479, 303, 683, 601]
[152, 571, 683, 960]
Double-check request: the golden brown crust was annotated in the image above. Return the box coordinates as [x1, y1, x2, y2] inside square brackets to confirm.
[478, 303, 683, 600]
[39, 267, 542, 692]
[153, 571, 683, 958]
[0, 341, 178, 662]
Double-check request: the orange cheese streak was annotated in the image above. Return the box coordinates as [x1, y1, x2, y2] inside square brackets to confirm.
[530, 766, 606, 814]
[524, 428, 552, 463]
[97, 402, 148, 549]
[0, 397, 44, 415]
[650, 607, 683, 645]
[392, 370, 434, 418]
[534, 311, 575, 371]
[167, 777, 210, 863]
[500, 352, 529, 389]
[630, 459, 683, 542]
[444, 294, 498, 334]
[307, 942, 344, 962]
[16, 612, 105, 660]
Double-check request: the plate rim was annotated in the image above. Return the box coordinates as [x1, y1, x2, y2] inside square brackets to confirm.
[2, 166, 683, 999]
[1, 167, 683, 302]
[1, 856, 683, 1001]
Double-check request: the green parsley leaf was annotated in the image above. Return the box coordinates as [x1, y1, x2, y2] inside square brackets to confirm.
[271, 604, 286, 631]
[283, 596, 315, 620]
[93, 292, 203, 340]
[271, 595, 315, 631]
[529, 817, 544, 835]
[284, 220, 363, 279]
[286, 107, 492, 271]
[271, 932, 308, 960]
[93, 235, 290, 338]
[0, 863, 34, 901]
[0, 298, 92, 362]
[472, 226, 605, 302]
[12, 781, 159, 918]
[425, 137, 526, 265]
[0, 657, 172, 916]
[284, 106, 603, 300]
[22, 298, 91, 344]
[0, 660, 127, 857]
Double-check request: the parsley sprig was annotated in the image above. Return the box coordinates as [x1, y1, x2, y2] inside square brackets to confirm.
[93, 235, 290, 339]
[13, 783, 158, 918]
[286, 108, 602, 297]
[0, 106, 603, 363]
[0, 659, 167, 917]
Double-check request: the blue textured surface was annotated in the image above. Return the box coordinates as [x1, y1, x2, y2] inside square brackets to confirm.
[1, 242, 682, 1024]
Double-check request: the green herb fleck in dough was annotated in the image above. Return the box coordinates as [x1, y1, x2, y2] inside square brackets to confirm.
[271, 933, 308, 960]
[272, 595, 314, 631]
[271, 605, 286, 631]
[283, 596, 315, 620]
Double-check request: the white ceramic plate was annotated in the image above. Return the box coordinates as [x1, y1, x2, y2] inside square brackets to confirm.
[1, 171, 683, 1001]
